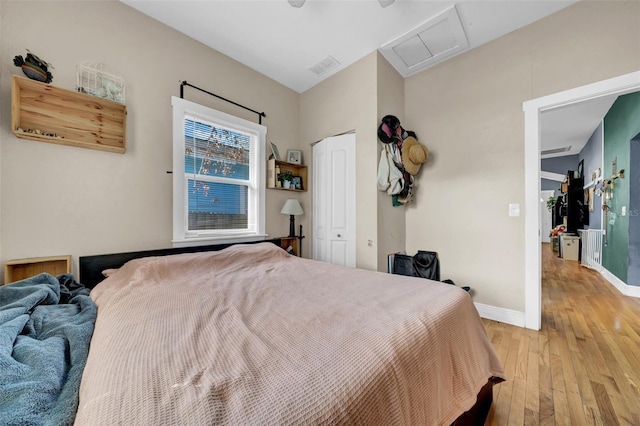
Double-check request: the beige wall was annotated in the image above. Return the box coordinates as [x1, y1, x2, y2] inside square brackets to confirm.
[376, 53, 405, 272]
[300, 53, 379, 270]
[0, 1, 299, 277]
[2, 1, 638, 315]
[405, 1, 640, 311]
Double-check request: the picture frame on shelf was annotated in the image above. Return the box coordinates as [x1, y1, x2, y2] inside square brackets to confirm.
[270, 142, 281, 160]
[287, 150, 302, 165]
[291, 176, 302, 190]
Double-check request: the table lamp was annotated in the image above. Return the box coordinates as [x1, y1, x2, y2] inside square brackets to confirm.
[281, 199, 303, 237]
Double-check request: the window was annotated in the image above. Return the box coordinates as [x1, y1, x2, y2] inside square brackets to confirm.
[172, 97, 266, 246]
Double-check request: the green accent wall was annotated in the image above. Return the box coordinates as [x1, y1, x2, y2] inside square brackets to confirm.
[602, 91, 640, 283]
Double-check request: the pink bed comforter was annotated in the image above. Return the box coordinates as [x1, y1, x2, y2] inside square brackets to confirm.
[75, 243, 504, 425]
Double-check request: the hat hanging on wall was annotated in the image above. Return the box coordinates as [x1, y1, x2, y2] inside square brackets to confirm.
[377, 115, 402, 144]
[402, 136, 429, 175]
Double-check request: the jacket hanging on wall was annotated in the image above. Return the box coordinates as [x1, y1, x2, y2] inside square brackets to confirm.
[377, 143, 405, 195]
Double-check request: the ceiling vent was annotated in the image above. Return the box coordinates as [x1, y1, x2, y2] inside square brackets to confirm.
[541, 146, 572, 155]
[310, 56, 340, 76]
[379, 5, 469, 77]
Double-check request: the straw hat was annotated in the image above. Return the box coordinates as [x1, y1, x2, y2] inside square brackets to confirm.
[402, 136, 429, 175]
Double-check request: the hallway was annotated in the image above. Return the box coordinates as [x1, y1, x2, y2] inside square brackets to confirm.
[484, 243, 640, 425]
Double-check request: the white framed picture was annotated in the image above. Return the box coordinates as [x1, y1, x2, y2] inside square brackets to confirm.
[270, 142, 281, 160]
[287, 150, 302, 165]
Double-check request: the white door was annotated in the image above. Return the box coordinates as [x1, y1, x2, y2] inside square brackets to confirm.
[312, 133, 356, 267]
[540, 190, 555, 243]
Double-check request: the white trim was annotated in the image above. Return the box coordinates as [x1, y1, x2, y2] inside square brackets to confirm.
[523, 104, 542, 330]
[523, 71, 640, 331]
[540, 171, 566, 182]
[600, 267, 640, 298]
[171, 96, 267, 245]
[172, 234, 269, 248]
[474, 303, 526, 328]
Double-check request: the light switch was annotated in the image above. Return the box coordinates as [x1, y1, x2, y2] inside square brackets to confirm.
[621, 206, 626, 216]
[509, 203, 520, 217]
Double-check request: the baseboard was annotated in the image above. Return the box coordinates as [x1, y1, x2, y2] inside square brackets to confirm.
[474, 268, 640, 327]
[474, 302, 526, 328]
[600, 268, 640, 298]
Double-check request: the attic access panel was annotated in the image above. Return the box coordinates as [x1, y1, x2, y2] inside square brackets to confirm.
[379, 5, 469, 77]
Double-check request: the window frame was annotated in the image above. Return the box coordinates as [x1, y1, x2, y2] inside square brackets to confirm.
[172, 96, 266, 247]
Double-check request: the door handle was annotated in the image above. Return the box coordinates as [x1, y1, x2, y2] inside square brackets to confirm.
[337, 234, 342, 238]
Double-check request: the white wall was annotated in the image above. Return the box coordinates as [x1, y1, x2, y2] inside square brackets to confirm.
[0, 1, 299, 278]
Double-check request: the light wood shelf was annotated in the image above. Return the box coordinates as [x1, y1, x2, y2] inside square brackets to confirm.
[267, 158, 307, 192]
[11, 75, 127, 153]
[4, 255, 71, 285]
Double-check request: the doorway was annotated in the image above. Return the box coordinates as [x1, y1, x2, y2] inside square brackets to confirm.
[312, 133, 356, 267]
[523, 71, 640, 330]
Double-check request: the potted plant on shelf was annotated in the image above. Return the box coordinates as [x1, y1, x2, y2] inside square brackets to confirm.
[282, 171, 294, 189]
[546, 196, 556, 212]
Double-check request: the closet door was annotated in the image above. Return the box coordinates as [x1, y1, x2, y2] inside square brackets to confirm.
[312, 133, 356, 267]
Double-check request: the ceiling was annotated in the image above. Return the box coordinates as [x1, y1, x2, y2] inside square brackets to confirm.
[122, 0, 614, 156]
[540, 95, 618, 159]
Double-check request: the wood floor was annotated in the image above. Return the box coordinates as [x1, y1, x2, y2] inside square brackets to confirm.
[483, 244, 640, 425]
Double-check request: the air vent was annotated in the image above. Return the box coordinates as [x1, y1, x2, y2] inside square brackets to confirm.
[379, 5, 469, 77]
[541, 146, 572, 155]
[310, 56, 340, 76]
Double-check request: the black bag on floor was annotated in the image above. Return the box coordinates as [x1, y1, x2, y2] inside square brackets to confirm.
[392, 253, 416, 277]
[413, 250, 440, 281]
[392, 251, 440, 281]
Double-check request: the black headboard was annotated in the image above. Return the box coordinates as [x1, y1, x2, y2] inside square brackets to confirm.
[79, 239, 281, 288]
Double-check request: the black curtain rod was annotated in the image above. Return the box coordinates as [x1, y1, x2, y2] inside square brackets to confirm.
[179, 81, 266, 124]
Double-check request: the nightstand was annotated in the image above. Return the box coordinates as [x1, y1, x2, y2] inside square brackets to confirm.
[4, 255, 71, 285]
[279, 237, 299, 256]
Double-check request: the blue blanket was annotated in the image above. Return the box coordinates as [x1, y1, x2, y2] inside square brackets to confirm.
[0, 273, 97, 426]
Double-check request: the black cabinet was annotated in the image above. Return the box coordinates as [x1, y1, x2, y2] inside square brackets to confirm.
[552, 195, 564, 228]
[562, 171, 585, 233]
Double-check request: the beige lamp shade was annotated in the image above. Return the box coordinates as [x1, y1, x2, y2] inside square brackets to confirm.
[281, 199, 304, 216]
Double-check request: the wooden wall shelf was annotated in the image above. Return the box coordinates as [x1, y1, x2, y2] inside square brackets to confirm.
[267, 158, 307, 191]
[11, 75, 127, 153]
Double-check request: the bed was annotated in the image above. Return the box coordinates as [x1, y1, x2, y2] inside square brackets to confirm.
[2, 241, 505, 425]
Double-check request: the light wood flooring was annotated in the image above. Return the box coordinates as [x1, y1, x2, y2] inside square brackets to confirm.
[483, 244, 640, 425]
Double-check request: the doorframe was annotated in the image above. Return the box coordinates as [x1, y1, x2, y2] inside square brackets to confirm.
[523, 71, 640, 330]
[311, 132, 356, 267]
